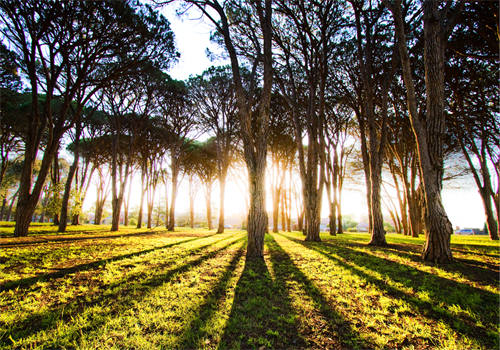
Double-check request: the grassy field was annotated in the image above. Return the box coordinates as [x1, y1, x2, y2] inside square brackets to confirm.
[0, 223, 498, 349]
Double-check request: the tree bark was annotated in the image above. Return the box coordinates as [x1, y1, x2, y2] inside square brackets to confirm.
[272, 185, 280, 233]
[216, 169, 227, 233]
[189, 175, 195, 228]
[58, 124, 81, 232]
[246, 158, 268, 258]
[167, 164, 178, 231]
[205, 183, 212, 230]
[0, 194, 7, 221]
[137, 168, 146, 228]
[390, 0, 453, 262]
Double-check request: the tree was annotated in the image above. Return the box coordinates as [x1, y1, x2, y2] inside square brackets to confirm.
[156, 77, 197, 231]
[388, 0, 464, 262]
[274, 0, 343, 241]
[183, 139, 218, 230]
[0, 0, 177, 236]
[189, 65, 239, 233]
[177, 0, 273, 258]
[447, 2, 499, 239]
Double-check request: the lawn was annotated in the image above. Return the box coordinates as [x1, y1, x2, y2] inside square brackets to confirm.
[0, 223, 498, 349]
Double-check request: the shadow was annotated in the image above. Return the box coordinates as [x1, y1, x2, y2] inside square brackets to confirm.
[176, 243, 246, 349]
[266, 234, 374, 350]
[218, 246, 305, 349]
[2, 237, 245, 346]
[0, 226, 111, 239]
[344, 241, 499, 288]
[0, 233, 220, 292]
[451, 247, 500, 259]
[0, 229, 205, 248]
[281, 233, 498, 349]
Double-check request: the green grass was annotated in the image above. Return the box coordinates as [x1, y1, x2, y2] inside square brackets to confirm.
[0, 225, 498, 349]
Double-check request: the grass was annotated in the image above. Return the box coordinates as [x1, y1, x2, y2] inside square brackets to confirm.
[0, 224, 498, 349]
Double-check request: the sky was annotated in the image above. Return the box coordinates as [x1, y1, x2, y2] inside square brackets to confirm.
[79, 4, 488, 230]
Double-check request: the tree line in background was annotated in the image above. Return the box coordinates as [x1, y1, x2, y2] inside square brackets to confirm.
[0, 0, 498, 263]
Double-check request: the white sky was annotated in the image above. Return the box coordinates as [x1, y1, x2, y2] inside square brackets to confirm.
[79, 4, 488, 230]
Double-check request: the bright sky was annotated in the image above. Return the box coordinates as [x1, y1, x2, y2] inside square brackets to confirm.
[80, 4, 488, 230]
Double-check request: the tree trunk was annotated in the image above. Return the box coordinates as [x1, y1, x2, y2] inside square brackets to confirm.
[481, 188, 498, 240]
[189, 175, 195, 228]
[137, 169, 145, 228]
[0, 195, 6, 221]
[147, 202, 153, 229]
[329, 202, 337, 236]
[124, 175, 133, 226]
[164, 180, 169, 229]
[246, 158, 268, 258]
[167, 164, 178, 231]
[368, 168, 387, 245]
[6, 190, 18, 221]
[272, 186, 280, 233]
[280, 190, 286, 231]
[58, 124, 81, 232]
[71, 214, 79, 225]
[216, 169, 227, 233]
[391, 0, 453, 262]
[205, 183, 212, 230]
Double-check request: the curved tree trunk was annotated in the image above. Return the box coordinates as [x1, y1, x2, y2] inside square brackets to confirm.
[390, 0, 453, 262]
[59, 123, 81, 232]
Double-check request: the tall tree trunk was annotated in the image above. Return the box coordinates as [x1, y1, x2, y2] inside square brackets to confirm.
[94, 202, 103, 225]
[164, 181, 169, 229]
[205, 183, 212, 230]
[137, 168, 146, 228]
[147, 202, 153, 229]
[6, 189, 18, 221]
[391, 0, 453, 262]
[59, 125, 81, 232]
[189, 175, 195, 228]
[217, 169, 227, 233]
[272, 185, 280, 233]
[460, 141, 499, 240]
[329, 201, 337, 236]
[15, 138, 59, 236]
[368, 167, 386, 245]
[246, 157, 268, 258]
[124, 174, 133, 226]
[280, 190, 286, 231]
[167, 164, 178, 231]
[0, 193, 7, 221]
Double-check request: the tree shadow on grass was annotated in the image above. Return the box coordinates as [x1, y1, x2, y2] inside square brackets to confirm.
[175, 244, 246, 349]
[218, 245, 306, 349]
[282, 234, 499, 349]
[266, 234, 375, 350]
[364, 242, 500, 287]
[2, 237, 245, 348]
[0, 229, 157, 247]
[338, 240, 499, 288]
[0, 228, 213, 247]
[0, 233, 221, 292]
